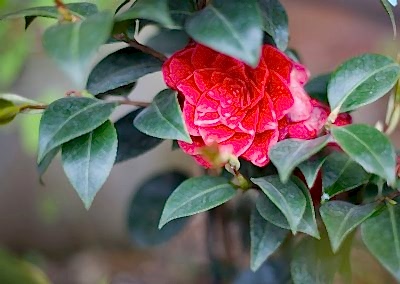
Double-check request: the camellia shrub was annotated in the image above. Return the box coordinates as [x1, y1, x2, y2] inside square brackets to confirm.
[1, 0, 400, 282]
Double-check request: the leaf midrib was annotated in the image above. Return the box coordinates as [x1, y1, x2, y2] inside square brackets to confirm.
[331, 62, 398, 110]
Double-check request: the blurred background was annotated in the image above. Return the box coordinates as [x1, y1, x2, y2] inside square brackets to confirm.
[0, 0, 399, 283]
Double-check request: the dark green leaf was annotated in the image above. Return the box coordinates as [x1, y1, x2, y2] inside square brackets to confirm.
[328, 54, 400, 113]
[322, 152, 370, 198]
[134, 89, 191, 142]
[116, 0, 176, 29]
[362, 203, 400, 281]
[38, 97, 117, 163]
[61, 121, 117, 209]
[128, 171, 189, 247]
[42, 11, 114, 87]
[298, 156, 326, 188]
[96, 83, 137, 99]
[251, 176, 306, 234]
[258, 0, 289, 51]
[250, 207, 288, 271]
[256, 177, 320, 239]
[291, 237, 338, 284]
[87, 47, 162, 96]
[331, 124, 396, 186]
[305, 74, 331, 105]
[168, 0, 196, 27]
[269, 135, 330, 182]
[381, 0, 397, 37]
[115, 109, 163, 163]
[320, 201, 377, 253]
[185, 0, 263, 67]
[158, 176, 236, 228]
[0, 3, 98, 29]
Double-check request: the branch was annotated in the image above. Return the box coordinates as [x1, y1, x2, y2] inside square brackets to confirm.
[118, 99, 150, 108]
[113, 34, 167, 62]
[19, 104, 48, 112]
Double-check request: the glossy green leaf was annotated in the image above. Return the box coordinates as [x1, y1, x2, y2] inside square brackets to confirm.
[256, 177, 320, 239]
[305, 74, 331, 105]
[0, 99, 19, 125]
[322, 152, 370, 198]
[116, 0, 176, 29]
[250, 207, 288, 271]
[381, 0, 397, 37]
[269, 135, 330, 182]
[134, 89, 191, 143]
[298, 156, 326, 188]
[0, 3, 98, 28]
[251, 176, 306, 234]
[128, 171, 189, 247]
[38, 146, 60, 178]
[38, 97, 117, 163]
[331, 124, 396, 186]
[115, 108, 163, 163]
[42, 11, 114, 87]
[168, 0, 196, 27]
[86, 47, 162, 96]
[258, 0, 289, 51]
[61, 121, 117, 209]
[320, 201, 377, 253]
[185, 0, 263, 67]
[328, 54, 400, 113]
[158, 176, 236, 228]
[362, 203, 400, 281]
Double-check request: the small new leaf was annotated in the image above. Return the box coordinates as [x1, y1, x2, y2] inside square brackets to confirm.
[158, 176, 237, 228]
[320, 201, 377, 253]
[61, 121, 117, 209]
[269, 135, 330, 182]
[134, 89, 191, 142]
[331, 124, 397, 186]
[0, 99, 20, 125]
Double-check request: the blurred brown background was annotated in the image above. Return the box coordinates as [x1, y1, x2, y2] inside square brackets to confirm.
[0, 0, 399, 283]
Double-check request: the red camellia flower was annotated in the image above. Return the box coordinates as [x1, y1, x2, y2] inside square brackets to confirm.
[162, 43, 351, 168]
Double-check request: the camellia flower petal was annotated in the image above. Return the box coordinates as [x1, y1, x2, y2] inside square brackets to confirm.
[162, 43, 351, 168]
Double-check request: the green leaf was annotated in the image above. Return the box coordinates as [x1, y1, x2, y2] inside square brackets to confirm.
[251, 176, 306, 234]
[258, 0, 289, 51]
[61, 121, 117, 209]
[361, 203, 400, 281]
[328, 54, 400, 113]
[0, 94, 42, 107]
[168, 0, 196, 27]
[134, 89, 191, 143]
[381, 0, 397, 38]
[185, 0, 263, 67]
[0, 3, 98, 29]
[0, 99, 19, 125]
[269, 135, 330, 182]
[304, 74, 331, 105]
[38, 97, 117, 163]
[256, 177, 320, 239]
[38, 146, 60, 178]
[42, 11, 114, 87]
[116, 0, 176, 29]
[250, 207, 288, 271]
[331, 124, 396, 186]
[86, 47, 162, 96]
[128, 171, 189, 247]
[96, 82, 137, 98]
[158, 176, 236, 228]
[115, 109, 163, 163]
[298, 156, 326, 188]
[320, 201, 377, 253]
[291, 237, 339, 284]
[322, 152, 370, 198]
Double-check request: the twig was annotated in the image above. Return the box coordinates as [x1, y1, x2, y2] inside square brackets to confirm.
[113, 34, 167, 62]
[118, 99, 150, 107]
[19, 105, 48, 112]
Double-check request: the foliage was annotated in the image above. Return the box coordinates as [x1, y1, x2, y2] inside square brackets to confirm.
[1, 0, 400, 282]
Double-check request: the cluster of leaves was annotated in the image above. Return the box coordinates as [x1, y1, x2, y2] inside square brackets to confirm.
[1, 0, 400, 283]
